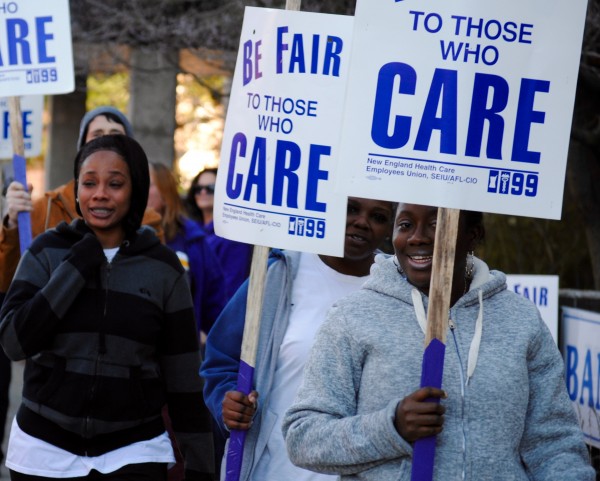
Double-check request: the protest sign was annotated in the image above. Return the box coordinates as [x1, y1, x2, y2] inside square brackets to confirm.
[214, 7, 353, 256]
[336, 1, 587, 478]
[506, 274, 559, 343]
[336, 0, 587, 220]
[0, 95, 43, 158]
[218, 4, 354, 481]
[562, 306, 600, 449]
[0, 0, 74, 96]
[1, 0, 74, 253]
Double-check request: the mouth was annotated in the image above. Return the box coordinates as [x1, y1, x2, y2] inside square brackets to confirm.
[346, 232, 369, 244]
[407, 254, 433, 268]
[89, 207, 114, 219]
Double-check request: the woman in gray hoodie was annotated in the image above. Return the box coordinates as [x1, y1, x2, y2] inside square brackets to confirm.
[283, 203, 594, 480]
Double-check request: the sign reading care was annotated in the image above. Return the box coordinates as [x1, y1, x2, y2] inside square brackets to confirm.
[0, 0, 74, 96]
[0, 95, 43, 158]
[561, 306, 600, 449]
[335, 0, 587, 220]
[214, 7, 353, 255]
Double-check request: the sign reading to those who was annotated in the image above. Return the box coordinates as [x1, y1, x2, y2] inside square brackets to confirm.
[0, 0, 74, 96]
[214, 7, 354, 256]
[335, 0, 587, 220]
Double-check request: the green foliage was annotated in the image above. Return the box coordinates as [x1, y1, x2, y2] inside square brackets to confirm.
[86, 73, 130, 112]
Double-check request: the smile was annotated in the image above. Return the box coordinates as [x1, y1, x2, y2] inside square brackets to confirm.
[347, 233, 369, 243]
[407, 255, 433, 266]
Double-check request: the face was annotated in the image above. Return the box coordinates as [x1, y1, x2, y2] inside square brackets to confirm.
[85, 115, 126, 143]
[392, 204, 438, 293]
[343, 197, 394, 261]
[392, 203, 481, 295]
[77, 151, 132, 248]
[147, 169, 165, 215]
[194, 171, 217, 211]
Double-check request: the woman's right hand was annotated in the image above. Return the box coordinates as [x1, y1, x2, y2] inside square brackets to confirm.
[394, 387, 446, 442]
[222, 390, 259, 431]
[5, 181, 33, 229]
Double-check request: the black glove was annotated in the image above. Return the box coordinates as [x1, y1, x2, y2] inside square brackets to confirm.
[64, 233, 105, 276]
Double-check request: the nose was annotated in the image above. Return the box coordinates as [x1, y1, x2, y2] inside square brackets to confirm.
[92, 184, 109, 199]
[408, 223, 432, 244]
[350, 211, 369, 230]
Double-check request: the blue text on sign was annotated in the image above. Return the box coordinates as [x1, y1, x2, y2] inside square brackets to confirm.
[225, 133, 329, 212]
[371, 62, 550, 164]
[2, 110, 33, 139]
[0, 16, 56, 66]
[565, 345, 600, 409]
[242, 26, 344, 86]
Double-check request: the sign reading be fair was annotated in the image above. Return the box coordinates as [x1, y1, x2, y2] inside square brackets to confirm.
[0, 0, 74, 96]
[336, 0, 587, 220]
[214, 8, 353, 256]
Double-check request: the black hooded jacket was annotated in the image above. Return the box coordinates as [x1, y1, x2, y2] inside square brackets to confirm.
[0, 219, 214, 479]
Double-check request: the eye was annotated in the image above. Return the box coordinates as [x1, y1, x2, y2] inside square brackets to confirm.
[396, 220, 412, 231]
[372, 213, 390, 224]
[347, 204, 359, 215]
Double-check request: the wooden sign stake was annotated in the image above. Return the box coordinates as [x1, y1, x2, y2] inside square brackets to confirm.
[411, 207, 460, 481]
[224, 3, 302, 480]
[8, 97, 32, 255]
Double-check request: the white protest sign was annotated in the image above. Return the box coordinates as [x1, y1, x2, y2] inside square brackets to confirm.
[0, 0, 74, 96]
[335, 0, 587, 220]
[0, 95, 43, 158]
[561, 306, 600, 449]
[506, 274, 558, 343]
[214, 7, 353, 256]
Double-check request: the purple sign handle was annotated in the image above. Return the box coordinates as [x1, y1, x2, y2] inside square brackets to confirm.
[13, 154, 32, 255]
[224, 360, 255, 481]
[411, 338, 446, 481]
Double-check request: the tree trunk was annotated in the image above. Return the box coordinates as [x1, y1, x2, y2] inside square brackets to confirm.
[129, 47, 178, 167]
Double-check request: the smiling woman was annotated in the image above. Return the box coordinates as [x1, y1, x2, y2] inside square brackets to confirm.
[282, 202, 594, 481]
[201, 196, 395, 481]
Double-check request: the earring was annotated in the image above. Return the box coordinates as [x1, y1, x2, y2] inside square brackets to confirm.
[465, 251, 474, 282]
[393, 257, 405, 278]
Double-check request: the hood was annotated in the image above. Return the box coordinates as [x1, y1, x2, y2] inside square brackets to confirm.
[365, 254, 507, 383]
[77, 106, 134, 150]
[364, 254, 506, 307]
[56, 219, 160, 255]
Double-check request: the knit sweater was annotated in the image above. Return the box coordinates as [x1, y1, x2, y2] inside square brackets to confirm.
[0, 219, 213, 480]
[283, 254, 594, 481]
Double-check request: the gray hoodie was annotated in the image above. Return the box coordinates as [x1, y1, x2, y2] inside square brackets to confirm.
[283, 255, 594, 481]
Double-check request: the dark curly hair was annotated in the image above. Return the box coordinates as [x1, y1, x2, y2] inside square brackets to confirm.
[74, 135, 150, 239]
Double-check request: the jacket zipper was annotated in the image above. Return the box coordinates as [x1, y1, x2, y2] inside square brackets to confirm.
[85, 261, 110, 452]
[449, 316, 467, 481]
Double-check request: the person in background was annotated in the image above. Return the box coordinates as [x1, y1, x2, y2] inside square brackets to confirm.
[185, 168, 252, 300]
[0, 105, 163, 468]
[148, 162, 226, 336]
[201, 197, 395, 481]
[0, 135, 214, 481]
[282, 203, 595, 481]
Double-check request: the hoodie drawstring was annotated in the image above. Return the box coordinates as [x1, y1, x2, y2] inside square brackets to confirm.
[411, 288, 483, 384]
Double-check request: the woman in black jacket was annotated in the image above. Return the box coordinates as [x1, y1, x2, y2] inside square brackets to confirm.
[0, 135, 213, 481]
